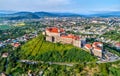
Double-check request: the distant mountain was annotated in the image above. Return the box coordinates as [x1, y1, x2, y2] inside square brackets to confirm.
[0, 11, 120, 20]
[89, 11, 120, 17]
[0, 10, 16, 14]
[0, 12, 39, 20]
[0, 11, 82, 20]
[34, 12, 82, 17]
[34, 12, 58, 17]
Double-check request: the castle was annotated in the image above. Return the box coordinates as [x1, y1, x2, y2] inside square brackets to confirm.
[43, 27, 103, 58]
[43, 27, 86, 48]
[84, 42, 103, 58]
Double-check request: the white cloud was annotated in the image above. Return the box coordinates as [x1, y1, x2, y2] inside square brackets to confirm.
[0, 0, 119, 13]
[0, 0, 71, 11]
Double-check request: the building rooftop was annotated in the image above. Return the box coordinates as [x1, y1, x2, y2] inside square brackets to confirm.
[92, 42, 103, 47]
[12, 42, 21, 48]
[115, 42, 120, 47]
[84, 44, 92, 49]
[94, 47, 102, 51]
[46, 27, 64, 33]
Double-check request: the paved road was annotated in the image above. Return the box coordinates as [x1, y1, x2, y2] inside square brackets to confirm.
[96, 58, 120, 63]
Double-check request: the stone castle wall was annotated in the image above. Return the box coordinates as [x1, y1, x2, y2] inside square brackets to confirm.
[45, 29, 82, 48]
[60, 37, 73, 44]
[45, 36, 82, 48]
[46, 36, 53, 42]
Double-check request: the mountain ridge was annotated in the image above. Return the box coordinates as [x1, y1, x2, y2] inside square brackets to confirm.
[0, 11, 120, 20]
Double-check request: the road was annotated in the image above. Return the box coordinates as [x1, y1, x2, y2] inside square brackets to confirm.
[96, 58, 120, 63]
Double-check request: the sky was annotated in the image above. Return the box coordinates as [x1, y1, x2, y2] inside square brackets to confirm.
[0, 0, 120, 14]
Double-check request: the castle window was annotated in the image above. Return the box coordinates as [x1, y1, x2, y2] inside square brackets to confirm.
[52, 36, 55, 42]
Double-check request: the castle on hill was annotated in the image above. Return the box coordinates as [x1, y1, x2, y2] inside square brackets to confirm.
[43, 27, 86, 48]
[43, 27, 103, 58]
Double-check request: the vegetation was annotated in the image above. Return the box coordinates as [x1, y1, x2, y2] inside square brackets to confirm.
[1, 50, 120, 76]
[0, 21, 45, 40]
[19, 34, 96, 62]
[102, 30, 120, 42]
[0, 21, 120, 75]
[0, 25, 14, 30]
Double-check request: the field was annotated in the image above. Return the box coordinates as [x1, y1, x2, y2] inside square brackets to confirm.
[0, 25, 14, 30]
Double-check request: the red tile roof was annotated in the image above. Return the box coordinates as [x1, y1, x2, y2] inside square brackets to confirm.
[85, 44, 92, 49]
[94, 47, 102, 51]
[84, 42, 103, 52]
[115, 42, 120, 47]
[46, 27, 64, 33]
[12, 43, 21, 47]
[92, 42, 103, 47]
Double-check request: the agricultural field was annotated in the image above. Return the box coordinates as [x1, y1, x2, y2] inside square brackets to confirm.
[0, 25, 14, 30]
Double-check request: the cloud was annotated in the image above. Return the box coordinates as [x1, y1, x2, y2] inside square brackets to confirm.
[0, 0, 71, 11]
[0, 0, 119, 13]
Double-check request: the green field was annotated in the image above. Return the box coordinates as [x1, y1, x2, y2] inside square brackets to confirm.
[19, 34, 96, 62]
[0, 25, 14, 30]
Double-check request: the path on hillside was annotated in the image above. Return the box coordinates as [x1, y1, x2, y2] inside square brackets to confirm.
[19, 58, 120, 67]
[19, 59, 79, 66]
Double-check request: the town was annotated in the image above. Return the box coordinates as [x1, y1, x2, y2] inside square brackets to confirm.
[0, 17, 120, 60]
[0, 16, 120, 76]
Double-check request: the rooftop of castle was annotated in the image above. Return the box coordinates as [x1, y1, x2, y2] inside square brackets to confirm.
[84, 44, 92, 49]
[46, 27, 64, 33]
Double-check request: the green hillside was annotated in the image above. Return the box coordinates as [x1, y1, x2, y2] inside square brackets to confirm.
[19, 34, 96, 62]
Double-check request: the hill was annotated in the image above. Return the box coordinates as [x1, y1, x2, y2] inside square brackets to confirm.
[18, 34, 96, 62]
[0, 11, 82, 19]
[0, 12, 39, 20]
[34, 12, 82, 17]
[3, 34, 120, 76]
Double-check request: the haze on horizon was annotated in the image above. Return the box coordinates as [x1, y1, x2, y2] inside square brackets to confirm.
[0, 0, 120, 14]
